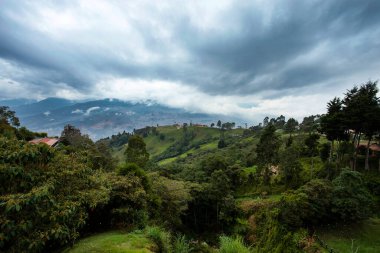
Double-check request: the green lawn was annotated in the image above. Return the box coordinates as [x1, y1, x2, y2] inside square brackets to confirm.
[318, 218, 380, 253]
[63, 231, 157, 253]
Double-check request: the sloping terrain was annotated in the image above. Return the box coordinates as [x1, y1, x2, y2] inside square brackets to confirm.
[4, 98, 239, 139]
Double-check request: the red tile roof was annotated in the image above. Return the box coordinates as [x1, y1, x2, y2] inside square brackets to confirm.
[29, 138, 59, 147]
[370, 143, 380, 152]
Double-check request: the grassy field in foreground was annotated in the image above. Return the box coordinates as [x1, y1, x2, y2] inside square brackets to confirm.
[63, 231, 156, 253]
[318, 218, 380, 253]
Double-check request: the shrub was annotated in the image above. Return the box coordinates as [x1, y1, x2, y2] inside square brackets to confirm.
[219, 236, 252, 253]
[173, 234, 191, 253]
[331, 169, 373, 221]
[145, 226, 172, 253]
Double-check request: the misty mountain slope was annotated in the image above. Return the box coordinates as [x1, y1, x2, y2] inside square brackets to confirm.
[9, 98, 239, 139]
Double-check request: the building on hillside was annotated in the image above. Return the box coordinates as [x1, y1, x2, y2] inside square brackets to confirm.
[357, 143, 380, 156]
[193, 124, 208, 127]
[29, 137, 60, 147]
[369, 143, 380, 156]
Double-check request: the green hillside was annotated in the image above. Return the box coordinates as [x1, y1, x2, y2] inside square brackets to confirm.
[111, 125, 246, 165]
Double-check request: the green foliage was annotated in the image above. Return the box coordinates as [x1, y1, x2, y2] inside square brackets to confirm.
[105, 172, 148, 229]
[125, 135, 150, 168]
[332, 169, 373, 221]
[150, 174, 193, 228]
[279, 146, 302, 188]
[255, 124, 281, 184]
[280, 179, 333, 228]
[218, 235, 252, 253]
[173, 235, 191, 253]
[60, 124, 116, 171]
[145, 226, 172, 253]
[304, 133, 320, 157]
[320, 98, 348, 142]
[319, 142, 331, 162]
[284, 118, 298, 135]
[0, 106, 20, 128]
[0, 137, 110, 252]
[118, 163, 150, 190]
[255, 209, 303, 253]
[218, 138, 227, 148]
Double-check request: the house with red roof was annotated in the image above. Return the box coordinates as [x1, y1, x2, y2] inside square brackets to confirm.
[29, 137, 60, 147]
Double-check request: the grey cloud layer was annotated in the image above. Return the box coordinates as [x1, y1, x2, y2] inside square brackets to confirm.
[0, 0, 380, 99]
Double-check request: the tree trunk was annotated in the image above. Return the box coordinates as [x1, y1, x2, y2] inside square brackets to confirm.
[311, 157, 314, 179]
[216, 202, 219, 225]
[353, 132, 361, 171]
[365, 136, 372, 170]
[329, 140, 334, 163]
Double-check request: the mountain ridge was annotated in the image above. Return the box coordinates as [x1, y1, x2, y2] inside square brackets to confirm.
[2, 97, 243, 139]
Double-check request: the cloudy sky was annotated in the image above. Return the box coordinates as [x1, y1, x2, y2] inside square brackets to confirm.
[1, 0, 380, 122]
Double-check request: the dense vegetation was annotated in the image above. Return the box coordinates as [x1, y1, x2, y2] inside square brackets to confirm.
[1, 81, 380, 252]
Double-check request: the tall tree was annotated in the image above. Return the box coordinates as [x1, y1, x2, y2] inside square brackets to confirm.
[0, 106, 20, 137]
[0, 106, 20, 127]
[263, 116, 269, 127]
[304, 133, 320, 176]
[279, 146, 302, 188]
[125, 135, 149, 168]
[284, 118, 298, 137]
[300, 115, 320, 134]
[343, 81, 380, 170]
[320, 98, 348, 162]
[275, 115, 286, 129]
[255, 124, 281, 185]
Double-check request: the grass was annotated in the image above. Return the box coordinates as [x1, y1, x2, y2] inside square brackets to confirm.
[318, 218, 380, 253]
[236, 194, 281, 213]
[62, 230, 156, 253]
[173, 235, 191, 253]
[218, 236, 253, 253]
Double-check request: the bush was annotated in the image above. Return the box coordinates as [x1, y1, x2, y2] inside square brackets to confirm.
[146, 226, 172, 253]
[219, 236, 252, 253]
[331, 169, 373, 221]
[173, 234, 191, 253]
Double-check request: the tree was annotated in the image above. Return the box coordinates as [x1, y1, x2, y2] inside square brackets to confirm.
[217, 120, 222, 128]
[125, 135, 149, 168]
[275, 115, 286, 129]
[300, 115, 320, 134]
[218, 138, 227, 149]
[331, 169, 373, 221]
[358, 82, 380, 170]
[304, 133, 320, 177]
[0, 106, 20, 127]
[263, 116, 269, 127]
[60, 124, 92, 148]
[343, 81, 380, 170]
[279, 146, 302, 188]
[211, 123, 215, 127]
[284, 118, 298, 137]
[0, 137, 110, 252]
[320, 98, 348, 162]
[0, 106, 20, 137]
[255, 124, 281, 185]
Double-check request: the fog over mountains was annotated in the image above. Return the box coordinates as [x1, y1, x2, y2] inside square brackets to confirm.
[1, 98, 242, 139]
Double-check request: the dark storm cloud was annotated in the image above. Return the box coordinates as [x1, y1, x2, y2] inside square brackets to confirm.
[0, 0, 380, 99]
[174, 0, 380, 94]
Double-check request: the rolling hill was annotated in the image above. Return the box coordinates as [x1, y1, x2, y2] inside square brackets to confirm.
[3, 98, 243, 139]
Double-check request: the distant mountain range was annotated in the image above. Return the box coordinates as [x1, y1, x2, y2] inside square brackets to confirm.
[1, 98, 242, 139]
